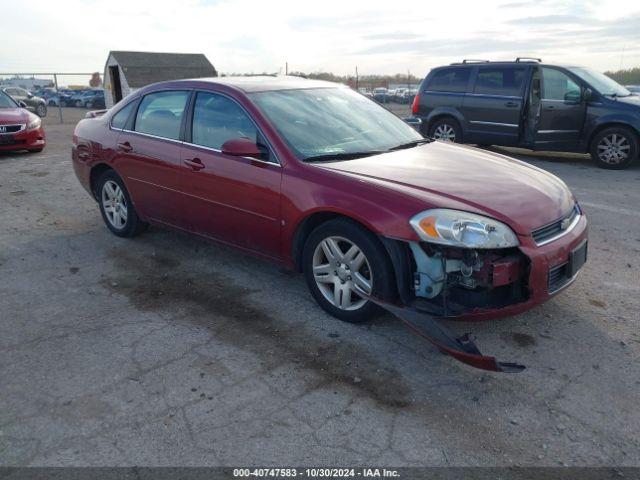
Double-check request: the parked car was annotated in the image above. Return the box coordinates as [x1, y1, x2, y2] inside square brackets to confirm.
[66, 89, 106, 108]
[1, 86, 47, 117]
[0, 89, 46, 153]
[71, 76, 588, 372]
[625, 85, 640, 94]
[37, 88, 62, 106]
[373, 87, 388, 103]
[412, 58, 640, 169]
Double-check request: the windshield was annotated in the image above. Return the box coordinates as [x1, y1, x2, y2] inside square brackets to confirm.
[250, 87, 422, 160]
[0, 91, 18, 108]
[568, 67, 631, 97]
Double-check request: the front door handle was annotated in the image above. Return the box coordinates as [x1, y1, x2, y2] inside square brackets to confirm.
[184, 157, 205, 171]
[117, 141, 132, 152]
[504, 101, 519, 108]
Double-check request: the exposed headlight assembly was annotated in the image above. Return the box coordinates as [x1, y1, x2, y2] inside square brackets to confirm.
[410, 209, 519, 249]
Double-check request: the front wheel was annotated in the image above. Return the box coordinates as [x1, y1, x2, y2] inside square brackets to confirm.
[590, 126, 638, 169]
[428, 118, 462, 143]
[36, 104, 47, 117]
[303, 219, 395, 323]
[97, 170, 148, 237]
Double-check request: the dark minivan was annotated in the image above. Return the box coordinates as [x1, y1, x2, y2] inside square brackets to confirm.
[412, 58, 640, 169]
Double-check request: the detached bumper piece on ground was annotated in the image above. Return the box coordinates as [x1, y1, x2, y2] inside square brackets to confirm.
[368, 297, 525, 373]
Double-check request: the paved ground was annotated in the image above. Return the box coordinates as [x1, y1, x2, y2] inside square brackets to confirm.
[1, 108, 639, 467]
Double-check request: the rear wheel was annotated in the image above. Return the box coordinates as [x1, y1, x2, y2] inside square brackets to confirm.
[429, 117, 462, 143]
[303, 219, 395, 323]
[97, 170, 148, 238]
[36, 104, 47, 117]
[590, 126, 638, 169]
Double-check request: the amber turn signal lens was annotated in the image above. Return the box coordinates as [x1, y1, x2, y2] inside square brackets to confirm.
[418, 216, 439, 238]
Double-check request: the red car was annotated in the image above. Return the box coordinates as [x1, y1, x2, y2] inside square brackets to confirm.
[72, 77, 588, 371]
[0, 90, 46, 153]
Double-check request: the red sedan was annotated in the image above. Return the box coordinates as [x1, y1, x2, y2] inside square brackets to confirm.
[0, 90, 45, 153]
[72, 77, 587, 371]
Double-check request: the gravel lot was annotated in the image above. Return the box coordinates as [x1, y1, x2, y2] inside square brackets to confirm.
[1, 107, 639, 467]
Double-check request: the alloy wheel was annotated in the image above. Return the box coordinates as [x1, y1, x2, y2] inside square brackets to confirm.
[433, 124, 456, 141]
[101, 180, 128, 229]
[312, 236, 373, 311]
[597, 133, 631, 165]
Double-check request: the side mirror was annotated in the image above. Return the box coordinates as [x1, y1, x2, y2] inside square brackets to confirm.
[583, 88, 593, 102]
[18, 101, 28, 108]
[221, 138, 264, 159]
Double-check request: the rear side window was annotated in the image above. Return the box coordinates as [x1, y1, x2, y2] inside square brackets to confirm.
[110, 101, 135, 130]
[474, 67, 526, 96]
[191, 92, 257, 150]
[427, 68, 470, 93]
[134, 91, 189, 140]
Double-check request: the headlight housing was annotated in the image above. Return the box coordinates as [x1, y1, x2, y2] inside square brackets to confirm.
[26, 114, 41, 131]
[410, 209, 519, 249]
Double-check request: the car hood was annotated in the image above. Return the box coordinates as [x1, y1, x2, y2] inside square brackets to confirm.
[614, 94, 640, 108]
[316, 142, 575, 235]
[0, 108, 29, 124]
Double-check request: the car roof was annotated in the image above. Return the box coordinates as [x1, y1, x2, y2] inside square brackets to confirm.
[173, 75, 345, 93]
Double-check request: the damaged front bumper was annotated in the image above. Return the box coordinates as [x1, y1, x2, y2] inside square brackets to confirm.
[366, 295, 525, 373]
[373, 214, 588, 371]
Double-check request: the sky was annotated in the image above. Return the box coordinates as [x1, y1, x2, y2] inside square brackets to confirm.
[1, 0, 639, 83]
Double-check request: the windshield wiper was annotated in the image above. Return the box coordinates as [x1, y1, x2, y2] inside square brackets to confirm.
[304, 151, 385, 162]
[388, 138, 433, 151]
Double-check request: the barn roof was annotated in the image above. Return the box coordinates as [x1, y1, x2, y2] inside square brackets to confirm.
[108, 51, 217, 88]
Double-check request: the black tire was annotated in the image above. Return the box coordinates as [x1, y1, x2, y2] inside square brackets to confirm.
[36, 104, 47, 117]
[96, 169, 148, 238]
[590, 126, 638, 170]
[28, 148, 44, 153]
[428, 117, 462, 143]
[86, 101, 93, 109]
[302, 218, 395, 323]
[75, 100, 83, 108]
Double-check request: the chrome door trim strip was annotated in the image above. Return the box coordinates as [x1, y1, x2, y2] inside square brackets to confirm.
[469, 121, 518, 128]
[537, 129, 580, 134]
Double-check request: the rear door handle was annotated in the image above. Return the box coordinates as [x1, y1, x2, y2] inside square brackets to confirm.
[504, 101, 519, 108]
[184, 157, 205, 171]
[117, 141, 132, 152]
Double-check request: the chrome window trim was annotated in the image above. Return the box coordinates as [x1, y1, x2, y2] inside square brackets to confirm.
[0, 124, 26, 133]
[534, 208, 582, 247]
[120, 128, 184, 145]
[181, 140, 282, 168]
[469, 121, 518, 128]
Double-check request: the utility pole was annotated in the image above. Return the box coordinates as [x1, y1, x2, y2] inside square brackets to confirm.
[285, 62, 288, 75]
[355, 66, 359, 90]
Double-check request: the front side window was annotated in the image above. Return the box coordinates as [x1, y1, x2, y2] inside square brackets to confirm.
[474, 67, 526, 96]
[428, 68, 470, 93]
[541, 68, 581, 101]
[0, 91, 18, 108]
[134, 90, 189, 140]
[191, 92, 257, 150]
[111, 101, 136, 129]
[250, 87, 422, 160]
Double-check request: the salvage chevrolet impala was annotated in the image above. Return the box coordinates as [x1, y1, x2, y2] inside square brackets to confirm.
[72, 77, 588, 371]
